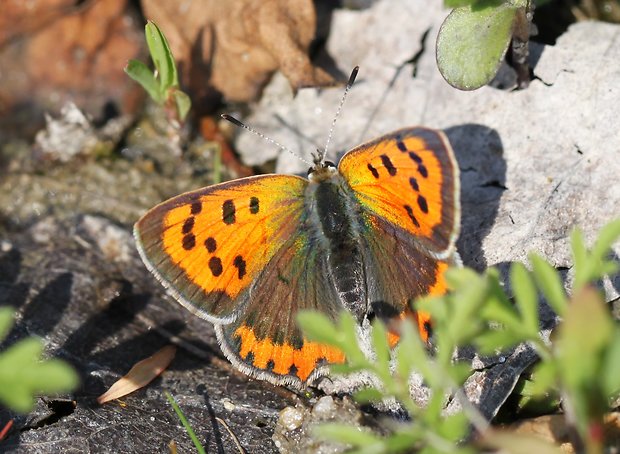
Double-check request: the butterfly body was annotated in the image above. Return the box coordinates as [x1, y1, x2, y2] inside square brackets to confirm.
[135, 127, 460, 388]
[305, 165, 369, 321]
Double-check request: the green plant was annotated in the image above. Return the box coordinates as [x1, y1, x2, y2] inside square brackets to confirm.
[298, 219, 620, 453]
[165, 391, 206, 454]
[0, 307, 79, 414]
[125, 21, 191, 124]
[437, 0, 532, 90]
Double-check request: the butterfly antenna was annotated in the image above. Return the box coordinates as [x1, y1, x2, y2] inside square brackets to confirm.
[221, 114, 313, 167]
[321, 66, 359, 162]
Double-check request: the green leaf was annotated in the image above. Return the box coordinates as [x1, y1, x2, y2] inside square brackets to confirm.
[395, 319, 430, 382]
[31, 360, 79, 393]
[474, 329, 522, 354]
[571, 220, 620, 291]
[510, 262, 539, 337]
[313, 423, 380, 446]
[0, 306, 14, 341]
[570, 228, 589, 290]
[529, 253, 567, 316]
[382, 431, 420, 452]
[145, 20, 178, 91]
[556, 286, 613, 423]
[527, 360, 558, 396]
[0, 337, 79, 413]
[337, 313, 369, 365]
[165, 391, 206, 454]
[354, 387, 384, 404]
[444, 0, 479, 7]
[437, 411, 469, 441]
[591, 219, 620, 263]
[297, 311, 340, 346]
[602, 328, 620, 397]
[479, 275, 523, 335]
[437, 1, 518, 90]
[446, 270, 490, 343]
[370, 320, 390, 372]
[445, 361, 474, 386]
[171, 89, 191, 122]
[124, 59, 162, 103]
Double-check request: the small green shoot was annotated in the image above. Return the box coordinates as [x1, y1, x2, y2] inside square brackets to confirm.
[437, 0, 531, 90]
[125, 21, 191, 124]
[165, 391, 206, 454]
[0, 307, 79, 414]
[298, 218, 620, 452]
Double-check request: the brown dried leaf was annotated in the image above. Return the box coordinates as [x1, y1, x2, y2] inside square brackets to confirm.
[97, 345, 176, 404]
[0, 0, 144, 136]
[142, 0, 334, 104]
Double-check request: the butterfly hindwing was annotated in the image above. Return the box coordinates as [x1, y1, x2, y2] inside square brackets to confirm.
[360, 213, 455, 340]
[216, 233, 346, 386]
[339, 127, 460, 258]
[135, 174, 309, 323]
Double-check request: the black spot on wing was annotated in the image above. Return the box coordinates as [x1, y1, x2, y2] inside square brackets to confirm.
[233, 255, 247, 279]
[409, 151, 422, 164]
[209, 256, 223, 276]
[182, 233, 196, 250]
[404, 205, 420, 227]
[249, 196, 260, 214]
[417, 195, 429, 213]
[380, 154, 397, 176]
[182, 217, 194, 234]
[191, 201, 202, 215]
[367, 163, 379, 179]
[205, 237, 217, 253]
[222, 200, 236, 225]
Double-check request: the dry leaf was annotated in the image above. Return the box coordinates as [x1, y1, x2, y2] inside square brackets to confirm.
[97, 345, 176, 404]
[142, 0, 334, 104]
[0, 0, 144, 136]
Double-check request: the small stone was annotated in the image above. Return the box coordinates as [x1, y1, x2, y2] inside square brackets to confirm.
[221, 398, 235, 412]
[312, 396, 336, 419]
[279, 406, 305, 431]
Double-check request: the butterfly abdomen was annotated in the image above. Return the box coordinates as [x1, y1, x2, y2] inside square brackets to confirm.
[307, 177, 367, 321]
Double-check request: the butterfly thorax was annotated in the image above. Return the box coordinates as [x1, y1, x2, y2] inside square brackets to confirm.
[305, 165, 367, 322]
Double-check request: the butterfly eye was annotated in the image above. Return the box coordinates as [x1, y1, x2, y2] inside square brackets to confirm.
[324, 161, 336, 169]
[307, 167, 314, 176]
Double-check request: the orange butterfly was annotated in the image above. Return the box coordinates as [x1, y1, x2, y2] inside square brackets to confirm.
[134, 68, 460, 388]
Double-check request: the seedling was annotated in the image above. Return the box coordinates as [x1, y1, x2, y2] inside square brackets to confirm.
[125, 21, 191, 125]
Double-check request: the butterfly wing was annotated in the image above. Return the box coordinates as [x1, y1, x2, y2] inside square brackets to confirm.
[135, 174, 310, 323]
[339, 128, 460, 337]
[135, 174, 345, 385]
[216, 234, 345, 387]
[340, 127, 460, 258]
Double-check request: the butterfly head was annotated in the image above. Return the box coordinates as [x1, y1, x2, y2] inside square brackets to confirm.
[307, 148, 337, 182]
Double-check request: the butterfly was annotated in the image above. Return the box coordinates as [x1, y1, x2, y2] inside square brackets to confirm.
[134, 68, 460, 388]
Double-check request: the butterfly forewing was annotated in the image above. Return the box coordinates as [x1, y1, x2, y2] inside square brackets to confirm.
[134, 174, 308, 323]
[339, 127, 460, 258]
